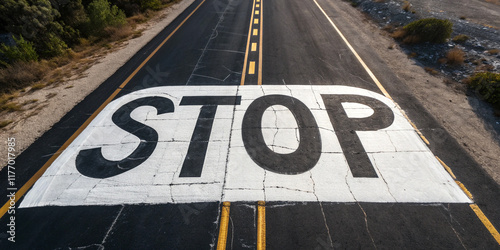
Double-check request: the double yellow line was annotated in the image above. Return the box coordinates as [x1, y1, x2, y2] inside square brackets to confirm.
[217, 201, 266, 250]
[240, 0, 263, 85]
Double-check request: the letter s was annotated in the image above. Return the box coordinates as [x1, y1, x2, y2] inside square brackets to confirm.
[76, 97, 174, 178]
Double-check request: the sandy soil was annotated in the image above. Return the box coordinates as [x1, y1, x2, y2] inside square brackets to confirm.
[0, 0, 195, 169]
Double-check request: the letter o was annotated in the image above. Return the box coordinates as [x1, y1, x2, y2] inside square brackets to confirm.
[242, 95, 321, 174]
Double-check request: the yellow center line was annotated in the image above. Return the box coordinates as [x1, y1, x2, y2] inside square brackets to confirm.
[257, 201, 266, 250]
[249, 61, 256, 74]
[251, 42, 257, 51]
[240, 0, 257, 85]
[0, 0, 207, 220]
[216, 202, 231, 250]
[255, 10, 260, 15]
[258, 0, 263, 85]
[253, 29, 259, 36]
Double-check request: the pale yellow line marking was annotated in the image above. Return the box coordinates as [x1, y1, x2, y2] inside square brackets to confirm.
[255, 10, 260, 15]
[217, 202, 231, 250]
[470, 204, 500, 245]
[258, 0, 263, 85]
[251, 42, 257, 51]
[253, 29, 258, 36]
[256, 4, 260, 7]
[254, 18, 259, 24]
[436, 156, 457, 179]
[249, 61, 256, 74]
[0, 0, 208, 220]
[240, 0, 257, 85]
[257, 201, 266, 250]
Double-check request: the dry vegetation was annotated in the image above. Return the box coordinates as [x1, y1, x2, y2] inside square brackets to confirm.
[446, 47, 465, 66]
[0, 1, 176, 130]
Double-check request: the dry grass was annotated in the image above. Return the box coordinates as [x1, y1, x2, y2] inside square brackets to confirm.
[0, 61, 49, 93]
[0, 102, 22, 112]
[31, 83, 46, 91]
[0, 120, 13, 129]
[424, 67, 439, 75]
[452, 34, 469, 44]
[390, 29, 407, 39]
[402, 1, 411, 12]
[104, 25, 134, 41]
[446, 48, 465, 66]
[488, 49, 500, 55]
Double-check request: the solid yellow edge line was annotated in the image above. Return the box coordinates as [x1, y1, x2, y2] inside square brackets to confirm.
[240, 0, 257, 85]
[120, 0, 206, 88]
[257, 0, 263, 85]
[313, 0, 500, 246]
[257, 201, 266, 250]
[217, 202, 231, 250]
[470, 204, 500, 245]
[435, 156, 457, 179]
[455, 181, 474, 200]
[0, 0, 206, 220]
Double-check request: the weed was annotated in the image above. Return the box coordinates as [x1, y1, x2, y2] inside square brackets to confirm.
[446, 48, 465, 66]
[0, 61, 49, 93]
[437, 58, 448, 64]
[487, 49, 499, 55]
[424, 67, 439, 75]
[0, 102, 22, 112]
[402, 1, 411, 12]
[452, 34, 469, 44]
[46, 93, 57, 99]
[0, 120, 13, 129]
[31, 83, 47, 90]
[22, 99, 38, 105]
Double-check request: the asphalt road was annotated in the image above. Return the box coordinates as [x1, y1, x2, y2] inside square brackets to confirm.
[1, 0, 499, 249]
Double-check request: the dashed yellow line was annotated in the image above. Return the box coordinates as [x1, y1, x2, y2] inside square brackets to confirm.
[251, 43, 257, 51]
[254, 18, 259, 24]
[249, 61, 256, 74]
[253, 29, 259, 36]
[0, 0, 207, 220]
[257, 201, 266, 250]
[217, 202, 231, 250]
[240, 0, 257, 85]
[258, 0, 263, 85]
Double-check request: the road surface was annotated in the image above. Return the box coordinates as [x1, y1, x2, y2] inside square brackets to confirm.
[1, 0, 499, 248]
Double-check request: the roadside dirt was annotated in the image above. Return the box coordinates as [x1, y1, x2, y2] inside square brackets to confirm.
[0, 0, 195, 169]
[338, 0, 500, 184]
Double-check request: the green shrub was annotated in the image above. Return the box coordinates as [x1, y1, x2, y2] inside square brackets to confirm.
[41, 34, 68, 58]
[141, 0, 162, 10]
[403, 18, 453, 43]
[86, 0, 127, 36]
[0, 36, 39, 66]
[467, 72, 500, 105]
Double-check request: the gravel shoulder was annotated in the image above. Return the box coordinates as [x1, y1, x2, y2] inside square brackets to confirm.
[0, 0, 195, 169]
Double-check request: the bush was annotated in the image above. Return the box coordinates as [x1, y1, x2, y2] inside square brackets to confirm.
[141, 0, 162, 10]
[86, 0, 127, 36]
[41, 34, 68, 58]
[466, 72, 500, 105]
[0, 36, 39, 66]
[402, 18, 453, 43]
